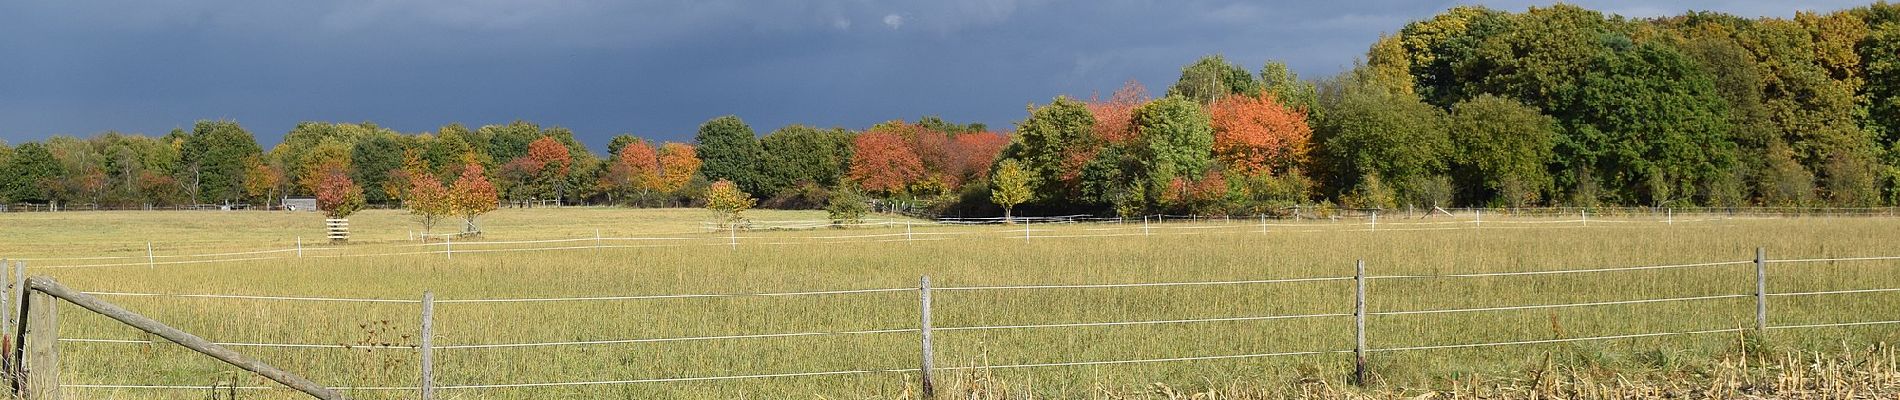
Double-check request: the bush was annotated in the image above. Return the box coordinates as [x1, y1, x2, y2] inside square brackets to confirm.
[825, 185, 869, 227]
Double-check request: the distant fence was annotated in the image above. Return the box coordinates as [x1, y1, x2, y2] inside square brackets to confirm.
[5, 209, 1833, 270]
[3, 248, 1897, 397]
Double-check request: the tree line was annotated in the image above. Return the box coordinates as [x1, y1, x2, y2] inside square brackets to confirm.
[4, 3, 1900, 218]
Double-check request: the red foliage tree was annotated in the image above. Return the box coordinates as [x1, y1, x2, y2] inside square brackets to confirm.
[950, 132, 1010, 181]
[1209, 93, 1312, 175]
[848, 128, 924, 195]
[525, 136, 573, 176]
[1087, 80, 1150, 145]
[654, 143, 700, 195]
[315, 165, 365, 219]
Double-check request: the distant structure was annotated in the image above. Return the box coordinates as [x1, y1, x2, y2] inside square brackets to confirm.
[282, 197, 317, 212]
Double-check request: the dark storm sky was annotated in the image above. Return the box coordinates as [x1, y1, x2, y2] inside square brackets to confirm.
[0, 1, 1866, 151]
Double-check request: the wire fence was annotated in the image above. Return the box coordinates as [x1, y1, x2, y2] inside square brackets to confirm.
[9, 249, 1897, 396]
[7, 209, 1800, 270]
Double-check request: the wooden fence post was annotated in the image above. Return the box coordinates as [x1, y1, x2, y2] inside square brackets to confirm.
[18, 286, 57, 400]
[1353, 259, 1367, 386]
[1259, 214, 1267, 234]
[296, 236, 303, 258]
[420, 291, 435, 400]
[919, 276, 935, 398]
[1369, 211, 1377, 232]
[1756, 247, 1767, 331]
[146, 242, 154, 269]
[1143, 216, 1151, 236]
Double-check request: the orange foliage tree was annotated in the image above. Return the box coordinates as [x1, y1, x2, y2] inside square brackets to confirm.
[950, 132, 1010, 181]
[1209, 93, 1312, 175]
[1087, 80, 1150, 145]
[848, 128, 924, 195]
[602, 139, 661, 203]
[448, 162, 498, 233]
[654, 143, 701, 196]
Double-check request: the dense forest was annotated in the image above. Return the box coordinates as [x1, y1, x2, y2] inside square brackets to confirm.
[4, 3, 1900, 217]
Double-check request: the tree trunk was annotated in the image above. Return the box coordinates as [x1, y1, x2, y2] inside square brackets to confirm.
[1004, 206, 1013, 224]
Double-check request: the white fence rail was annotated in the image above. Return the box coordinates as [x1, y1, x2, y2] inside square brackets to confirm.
[7, 251, 1898, 396]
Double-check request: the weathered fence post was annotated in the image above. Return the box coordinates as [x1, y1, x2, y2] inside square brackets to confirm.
[1369, 211, 1377, 232]
[1259, 214, 1268, 234]
[1475, 209, 1482, 228]
[1666, 208, 1673, 225]
[1756, 247, 1767, 331]
[919, 276, 935, 398]
[18, 284, 58, 400]
[1143, 216, 1151, 236]
[296, 236, 303, 258]
[1581, 210, 1588, 227]
[146, 242, 155, 269]
[420, 291, 435, 400]
[729, 224, 738, 250]
[1353, 259, 1368, 385]
[907, 223, 914, 242]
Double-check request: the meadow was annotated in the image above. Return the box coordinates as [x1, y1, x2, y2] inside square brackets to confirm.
[0, 208, 1897, 399]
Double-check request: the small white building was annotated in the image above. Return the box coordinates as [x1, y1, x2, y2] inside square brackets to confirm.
[282, 197, 317, 212]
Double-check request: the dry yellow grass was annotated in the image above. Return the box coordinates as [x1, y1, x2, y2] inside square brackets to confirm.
[0, 208, 1895, 399]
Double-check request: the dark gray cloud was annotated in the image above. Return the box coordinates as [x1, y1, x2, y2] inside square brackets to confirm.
[0, 0, 1870, 150]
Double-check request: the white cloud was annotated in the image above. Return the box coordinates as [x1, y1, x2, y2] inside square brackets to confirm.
[883, 13, 905, 29]
[833, 17, 852, 30]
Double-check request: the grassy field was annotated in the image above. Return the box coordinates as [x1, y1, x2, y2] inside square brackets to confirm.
[1, 208, 1897, 399]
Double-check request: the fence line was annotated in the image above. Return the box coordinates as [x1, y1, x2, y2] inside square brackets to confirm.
[58, 338, 415, 349]
[433, 369, 895, 389]
[1764, 255, 1900, 264]
[436, 328, 920, 350]
[1368, 293, 1754, 316]
[1370, 327, 1748, 352]
[1766, 287, 1900, 297]
[81, 291, 420, 303]
[936, 276, 1352, 291]
[1366, 260, 1753, 279]
[929, 349, 1354, 371]
[14, 214, 1753, 269]
[33, 248, 1900, 395]
[934, 312, 1352, 332]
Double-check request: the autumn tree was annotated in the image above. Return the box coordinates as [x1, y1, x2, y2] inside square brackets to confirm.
[990, 159, 1033, 223]
[704, 179, 755, 228]
[604, 138, 660, 205]
[655, 143, 702, 205]
[315, 166, 366, 220]
[241, 155, 284, 208]
[405, 168, 450, 235]
[847, 128, 924, 196]
[449, 162, 499, 233]
[1088, 81, 1150, 145]
[1208, 92, 1312, 175]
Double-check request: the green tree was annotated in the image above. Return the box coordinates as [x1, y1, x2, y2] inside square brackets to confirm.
[350, 133, 406, 204]
[0, 142, 62, 203]
[695, 115, 766, 195]
[1166, 55, 1260, 104]
[1449, 95, 1558, 207]
[1315, 73, 1451, 203]
[1258, 60, 1318, 115]
[1009, 96, 1098, 201]
[1132, 96, 1216, 194]
[758, 125, 854, 196]
[1564, 41, 1737, 206]
[178, 120, 263, 204]
[989, 159, 1033, 223]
